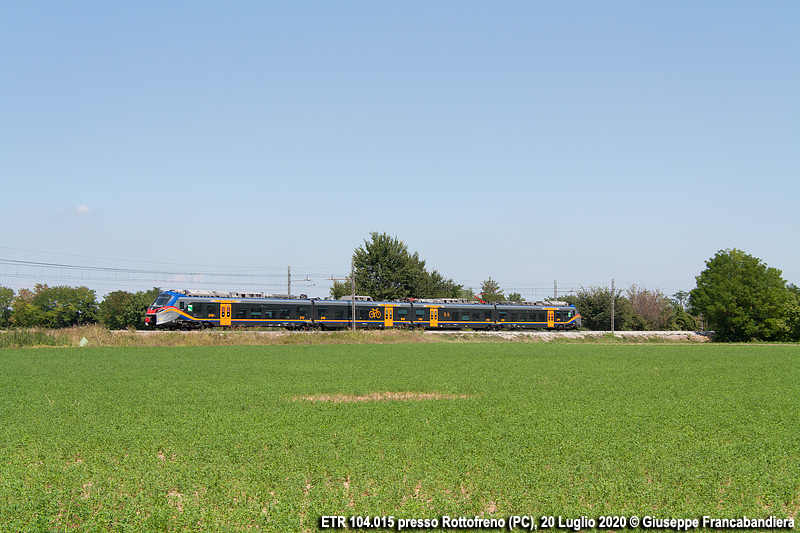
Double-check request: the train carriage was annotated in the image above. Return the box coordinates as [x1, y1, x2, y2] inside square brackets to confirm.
[146, 290, 581, 331]
[427, 302, 495, 330]
[494, 301, 580, 330]
[314, 299, 413, 329]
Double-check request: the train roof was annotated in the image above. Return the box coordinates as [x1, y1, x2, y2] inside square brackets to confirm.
[167, 289, 307, 300]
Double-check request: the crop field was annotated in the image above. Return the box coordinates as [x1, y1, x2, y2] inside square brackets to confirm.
[1, 342, 799, 532]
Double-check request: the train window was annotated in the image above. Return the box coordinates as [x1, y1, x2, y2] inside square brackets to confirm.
[297, 306, 308, 316]
[235, 308, 246, 319]
[264, 309, 275, 319]
[510, 312, 518, 322]
[334, 309, 344, 319]
[396, 309, 408, 319]
[280, 308, 290, 319]
[359, 308, 370, 319]
[153, 294, 171, 307]
[499, 311, 507, 321]
[484, 310, 492, 321]
[472, 312, 479, 321]
[519, 312, 527, 322]
[316, 307, 328, 318]
[250, 308, 262, 318]
[415, 309, 425, 319]
[461, 312, 470, 321]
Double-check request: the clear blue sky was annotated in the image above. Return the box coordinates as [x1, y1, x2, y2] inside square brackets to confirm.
[2, 1, 798, 300]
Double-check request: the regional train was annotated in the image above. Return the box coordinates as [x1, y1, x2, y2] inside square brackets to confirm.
[145, 289, 581, 331]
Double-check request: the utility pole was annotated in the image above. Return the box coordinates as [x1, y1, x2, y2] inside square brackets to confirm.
[351, 259, 356, 331]
[611, 278, 615, 334]
[287, 266, 291, 295]
[554, 280, 557, 299]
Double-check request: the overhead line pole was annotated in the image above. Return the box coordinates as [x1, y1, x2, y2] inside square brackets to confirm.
[351, 259, 356, 332]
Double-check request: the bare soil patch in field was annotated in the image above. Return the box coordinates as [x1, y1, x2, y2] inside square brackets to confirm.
[293, 391, 475, 403]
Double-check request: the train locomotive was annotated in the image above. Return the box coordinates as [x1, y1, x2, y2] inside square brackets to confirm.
[145, 289, 581, 331]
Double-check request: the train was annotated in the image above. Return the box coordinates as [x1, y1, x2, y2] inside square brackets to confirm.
[145, 289, 581, 331]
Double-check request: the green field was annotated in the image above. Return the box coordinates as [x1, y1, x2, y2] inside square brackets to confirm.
[1, 342, 798, 531]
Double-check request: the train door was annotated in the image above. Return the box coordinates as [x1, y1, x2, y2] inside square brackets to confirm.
[430, 307, 438, 328]
[547, 309, 555, 329]
[220, 302, 232, 327]
[384, 306, 393, 327]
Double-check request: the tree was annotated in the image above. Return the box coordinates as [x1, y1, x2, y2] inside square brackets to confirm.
[10, 284, 98, 328]
[0, 286, 13, 327]
[31, 284, 98, 328]
[785, 285, 800, 342]
[415, 268, 461, 299]
[690, 249, 789, 342]
[480, 277, 504, 302]
[330, 279, 351, 300]
[11, 288, 37, 327]
[352, 232, 419, 300]
[123, 288, 161, 329]
[99, 287, 161, 330]
[572, 285, 632, 331]
[333, 232, 460, 300]
[506, 292, 523, 302]
[626, 285, 675, 330]
[99, 290, 131, 330]
[667, 290, 698, 330]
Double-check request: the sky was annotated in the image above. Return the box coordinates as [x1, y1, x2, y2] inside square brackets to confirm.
[2, 1, 798, 301]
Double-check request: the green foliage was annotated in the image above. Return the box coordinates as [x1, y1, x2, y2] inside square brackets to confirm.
[571, 285, 633, 330]
[341, 232, 461, 300]
[672, 306, 697, 331]
[127, 287, 163, 328]
[11, 284, 98, 328]
[353, 232, 418, 300]
[330, 279, 351, 300]
[506, 292, 523, 302]
[99, 287, 161, 330]
[11, 288, 37, 327]
[415, 268, 462, 299]
[784, 285, 800, 342]
[690, 249, 789, 342]
[0, 285, 13, 327]
[479, 277, 504, 302]
[98, 290, 130, 330]
[458, 287, 476, 300]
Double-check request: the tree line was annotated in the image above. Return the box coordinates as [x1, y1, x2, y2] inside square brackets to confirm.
[0, 285, 160, 330]
[2, 238, 797, 342]
[333, 234, 800, 341]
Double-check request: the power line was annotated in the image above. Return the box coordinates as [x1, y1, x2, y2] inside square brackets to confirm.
[0, 245, 346, 272]
[0, 258, 295, 288]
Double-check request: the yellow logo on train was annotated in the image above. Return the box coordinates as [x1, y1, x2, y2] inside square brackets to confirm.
[369, 308, 382, 319]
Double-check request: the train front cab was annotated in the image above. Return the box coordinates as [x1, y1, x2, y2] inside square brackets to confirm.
[548, 305, 580, 330]
[492, 304, 581, 330]
[145, 291, 184, 328]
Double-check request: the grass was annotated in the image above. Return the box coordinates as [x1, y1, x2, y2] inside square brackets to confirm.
[0, 343, 798, 531]
[0, 324, 710, 349]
